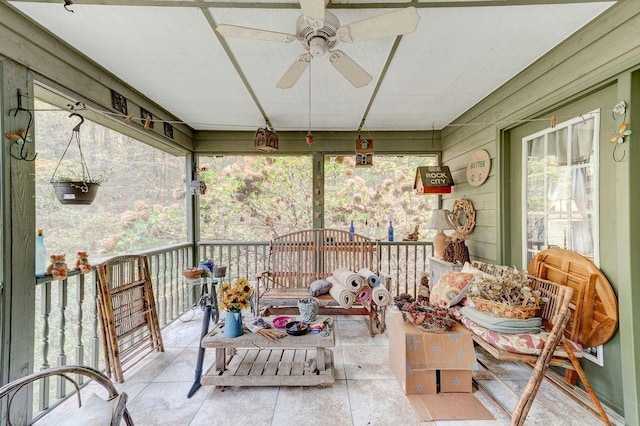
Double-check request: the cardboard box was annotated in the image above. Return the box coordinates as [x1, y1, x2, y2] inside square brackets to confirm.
[388, 309, 478, 395]
[388, 310, 494, 421]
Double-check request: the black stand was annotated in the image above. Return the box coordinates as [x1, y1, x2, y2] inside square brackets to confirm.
[187, 293, 213, 398]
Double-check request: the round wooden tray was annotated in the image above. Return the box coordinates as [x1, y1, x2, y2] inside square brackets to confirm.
[527, 248, 618, 348]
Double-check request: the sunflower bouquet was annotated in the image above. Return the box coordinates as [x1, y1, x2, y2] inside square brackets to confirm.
[218, 277, 253, 313]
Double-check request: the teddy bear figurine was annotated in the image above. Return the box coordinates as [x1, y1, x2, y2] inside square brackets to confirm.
[45, 254, 68, 281]
[74, 251, 91, 274]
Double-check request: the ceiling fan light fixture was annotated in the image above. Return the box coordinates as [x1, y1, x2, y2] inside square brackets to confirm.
[309, 37, 327, 57]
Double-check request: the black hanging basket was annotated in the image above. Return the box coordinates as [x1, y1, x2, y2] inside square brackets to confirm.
[52, 181, 100, 205]
[50, 112, 104, 206]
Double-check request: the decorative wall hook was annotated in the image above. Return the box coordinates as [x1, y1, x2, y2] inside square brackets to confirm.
[6, 89, 37, 161]
[64, 0, 74, 13]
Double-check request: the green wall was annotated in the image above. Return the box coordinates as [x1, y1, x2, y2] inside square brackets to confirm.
[440, 0, 640, 421]
[509, 84, 623, 413]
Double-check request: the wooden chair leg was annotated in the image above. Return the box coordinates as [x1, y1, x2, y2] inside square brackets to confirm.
[563, 341, 611, 425]
[511, 304, 571, 425]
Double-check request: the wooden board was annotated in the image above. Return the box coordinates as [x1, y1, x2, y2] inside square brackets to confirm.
[527, 248, 618, 348]
[201, 349, 334, 387]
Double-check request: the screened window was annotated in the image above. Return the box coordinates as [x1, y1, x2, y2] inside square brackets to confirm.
[324, 155, 438, 240]
[35, 99, 187, 257]
[522, 111, 599, 267]
[198, 156, 313, 241]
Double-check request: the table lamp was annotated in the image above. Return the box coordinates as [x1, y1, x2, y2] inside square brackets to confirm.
[427, 209, 454, 259]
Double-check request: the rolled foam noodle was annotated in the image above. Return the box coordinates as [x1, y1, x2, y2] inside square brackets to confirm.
[355, 285, 372, 303]
[332, 267, 364, 292]
[371, 286, 391, 306]
[357, 267, 381, 287]
[327, 276, 355, 308]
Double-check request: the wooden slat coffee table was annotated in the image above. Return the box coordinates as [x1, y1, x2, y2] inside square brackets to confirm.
[200, 317, 335, 387]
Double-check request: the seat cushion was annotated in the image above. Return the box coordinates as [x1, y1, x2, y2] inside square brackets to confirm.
[461, 316, 582, 358]
[460, 306, 542, 334]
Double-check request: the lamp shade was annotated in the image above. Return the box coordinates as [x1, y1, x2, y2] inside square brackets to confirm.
[427, 209, 454, 231]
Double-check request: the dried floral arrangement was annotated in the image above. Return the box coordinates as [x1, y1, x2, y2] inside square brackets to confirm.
[393, 293, 456, 331]
[467, 268, 548, 318]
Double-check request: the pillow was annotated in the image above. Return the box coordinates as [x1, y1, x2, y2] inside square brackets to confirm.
[460, 306, 542, 334]
[448, 263, 493, 308]
[60, 393, 112, 426]
[308, 279, 332, 296]
[429, 271, 475, 307]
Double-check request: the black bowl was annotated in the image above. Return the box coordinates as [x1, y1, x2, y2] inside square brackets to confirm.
[285, 321, 309, 336]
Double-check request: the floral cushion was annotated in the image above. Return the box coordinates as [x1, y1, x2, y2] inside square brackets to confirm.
[461, 316, 582, 358]
[429, 271, 475, 307]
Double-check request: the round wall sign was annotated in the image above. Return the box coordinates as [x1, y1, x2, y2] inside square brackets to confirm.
[466, 149, 491, 187]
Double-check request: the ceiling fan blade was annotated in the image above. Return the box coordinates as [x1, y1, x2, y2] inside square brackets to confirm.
[216, 24, 296, 43]
[299, 0, 325, 22]
[277, 55, 310, 89]
[329, 50, 372, 88]
[337, 7, 420, 43]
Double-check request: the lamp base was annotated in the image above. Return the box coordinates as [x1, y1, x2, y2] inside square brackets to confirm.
[433, 231, 448, 259]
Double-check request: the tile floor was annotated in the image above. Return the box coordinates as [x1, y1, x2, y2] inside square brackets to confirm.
[37, 311, 618, 425]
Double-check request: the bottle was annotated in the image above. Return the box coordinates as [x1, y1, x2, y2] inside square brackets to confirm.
[388, 221, 394, 242]
[35, 229, 47, 276]
[349, 220, 355, 241]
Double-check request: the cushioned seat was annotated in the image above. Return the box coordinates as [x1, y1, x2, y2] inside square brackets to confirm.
[461, 316, 582, 358]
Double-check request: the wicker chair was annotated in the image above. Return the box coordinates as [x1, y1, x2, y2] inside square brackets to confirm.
[0, 365, 133, 425]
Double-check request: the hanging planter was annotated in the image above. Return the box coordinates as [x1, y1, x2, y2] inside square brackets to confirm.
[52, 180, 100, 205]
[50, 111, 109, 206]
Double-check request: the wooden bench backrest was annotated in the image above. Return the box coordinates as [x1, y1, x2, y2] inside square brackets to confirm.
[268, 229, 375, 289]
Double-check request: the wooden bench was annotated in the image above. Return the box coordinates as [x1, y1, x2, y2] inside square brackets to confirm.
[254, 229, 390, 337]
[468, 260, 611, 425]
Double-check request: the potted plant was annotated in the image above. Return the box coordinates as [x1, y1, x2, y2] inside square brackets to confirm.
[51, 171, 110, 205]
[50, 113, 110, 205]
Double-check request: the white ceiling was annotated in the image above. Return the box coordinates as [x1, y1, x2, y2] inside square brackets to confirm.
[9, 0, 615, 132]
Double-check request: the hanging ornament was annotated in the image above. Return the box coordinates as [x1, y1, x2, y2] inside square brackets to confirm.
[306, 131, 314, 146]
[610, 122, 632, 144]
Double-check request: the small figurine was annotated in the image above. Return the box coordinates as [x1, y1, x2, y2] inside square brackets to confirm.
[46, 254, 68, 281]
[74, 251, 91, 274]
[403, 225, 420, 241]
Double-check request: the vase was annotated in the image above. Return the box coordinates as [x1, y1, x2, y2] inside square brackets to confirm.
[224, 311, 243, 338]
[297, 297, 319, 323]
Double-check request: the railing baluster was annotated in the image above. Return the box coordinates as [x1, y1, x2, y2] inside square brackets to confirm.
[75, 275, 85, 385]
[91, 273, 100, 370]
[57, 279, 68, 398]
[39, 281, 51, 411]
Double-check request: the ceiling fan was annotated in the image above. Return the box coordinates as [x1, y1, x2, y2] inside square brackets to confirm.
[216, 1, 420, 89]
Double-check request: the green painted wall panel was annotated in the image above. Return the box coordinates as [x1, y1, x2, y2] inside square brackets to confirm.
[440, 1, 640, 420]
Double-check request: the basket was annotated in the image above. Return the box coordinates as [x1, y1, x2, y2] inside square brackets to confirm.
[183, 268, 203, 279]
[470, 297, 540, 319]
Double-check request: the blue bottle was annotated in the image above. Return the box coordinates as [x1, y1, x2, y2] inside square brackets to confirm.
[388, 221, 394, 242]
[35, 229, 47, 276]
[349, 220, 355, 241]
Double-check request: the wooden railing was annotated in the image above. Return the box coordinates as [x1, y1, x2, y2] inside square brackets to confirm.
[30, 239, 432, 420]
[197, 240, 433, 295]
[32, 243, 193, 420]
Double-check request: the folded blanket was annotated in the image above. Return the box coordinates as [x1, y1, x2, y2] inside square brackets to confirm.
[460, 306, 542, 334]
[371, 286, 391, 306]
[355, 285, 372, 303]
[357, 268, 381, 287]
[327, 276, 355, 308]
[333, 267, 365, 293]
